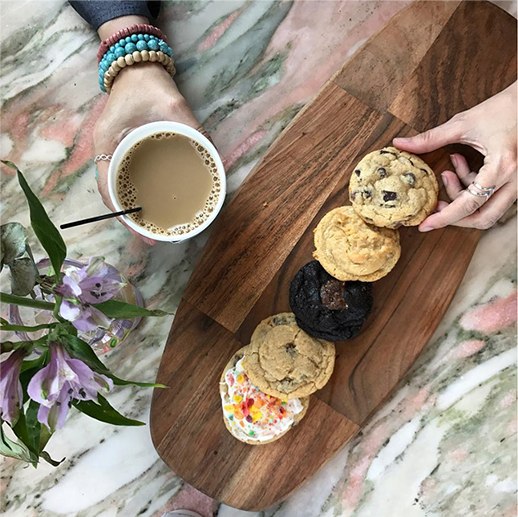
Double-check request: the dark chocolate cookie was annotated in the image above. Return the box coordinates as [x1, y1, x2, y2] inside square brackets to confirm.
[289, 261, 373, 342]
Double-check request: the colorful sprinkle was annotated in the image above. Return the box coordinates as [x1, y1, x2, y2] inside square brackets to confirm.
[221, 358, 304, 442]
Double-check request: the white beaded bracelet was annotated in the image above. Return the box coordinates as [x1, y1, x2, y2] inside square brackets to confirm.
[103, 50, 176, 93]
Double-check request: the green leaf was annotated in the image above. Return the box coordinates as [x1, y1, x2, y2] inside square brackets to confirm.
[61, 335, 109, 374]
[73, 395, 145, 427]
[40, 450, 64, 467]
[0, 292, 55, 311]
[20, 351, 48, 374]
[0, 222, 39, 296]
[0, 420, 38, 466]
[94, 299, 171, 319]
[39, 424, 52, 452]
[12, 401, 40, 457]
[25, 401, 42, 454]
[107, 373, 167, 389]
[2, 162, 66, 282]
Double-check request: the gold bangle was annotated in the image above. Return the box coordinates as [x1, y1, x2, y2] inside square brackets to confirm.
[103, 51, 176, 93]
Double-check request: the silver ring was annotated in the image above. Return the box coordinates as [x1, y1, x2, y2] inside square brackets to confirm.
[467, 188, 491, 198]
[94, 154, 112, 163]
[472, 182, 496, 192]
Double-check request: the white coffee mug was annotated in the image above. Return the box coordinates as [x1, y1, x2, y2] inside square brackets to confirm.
[107, 121, 226, 243]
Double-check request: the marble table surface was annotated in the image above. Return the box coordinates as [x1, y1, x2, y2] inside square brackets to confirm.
[1, 1, 516, 516]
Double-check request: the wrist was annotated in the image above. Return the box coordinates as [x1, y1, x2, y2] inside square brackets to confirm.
[111, 62, 175, 93]
[98, 15, 150, 41]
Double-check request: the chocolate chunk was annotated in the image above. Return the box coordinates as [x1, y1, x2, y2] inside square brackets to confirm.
[420, 168, 429, 176]
[289, 261, 373, 341]
[378, 167, 387, 178]
[383, 191, 398, 202]
[285, 343, 297, 356]
[409, 159, 415, 166]
[355, 169, 361, 177]
[320, 279, 349, 310]
[351, 189, 372, 201]
[364, 216, 374, 223]
[402, 172, 416, 186]
[379, 150, 396, 156]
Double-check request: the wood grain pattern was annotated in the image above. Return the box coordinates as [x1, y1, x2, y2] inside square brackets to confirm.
[389, 0, 518, 130]
[151, 1, 517, 510]
[333, 0, 461, 112]
[151, 300, 359, 511]
[184, 83, 385, 332]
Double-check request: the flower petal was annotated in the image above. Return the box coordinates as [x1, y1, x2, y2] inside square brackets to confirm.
[93, 373, 113, 394]
[80, 276, 125, 303]
[55, 274, 82, 299]
[27, 344, 67, 405]
[88, 306, 113, 330]
[59, 299, 81, 322]
[54, 386, 72, 429]
[85, 256, 109, 277]
[37, 404, 51, 428]
[71, 308, 104, 332]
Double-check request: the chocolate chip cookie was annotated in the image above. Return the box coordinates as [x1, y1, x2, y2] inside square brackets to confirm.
[313, 206, 400, 282]
[349, 147, 438, 228]
[243, 313, 335, 399]
[289, 260, 373, 341]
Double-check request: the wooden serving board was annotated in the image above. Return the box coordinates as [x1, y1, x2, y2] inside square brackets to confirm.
[151, 1, 516, 510]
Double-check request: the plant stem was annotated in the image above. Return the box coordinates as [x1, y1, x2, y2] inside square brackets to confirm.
[0, 322, 56, 332]
[0, 292, 55, 311]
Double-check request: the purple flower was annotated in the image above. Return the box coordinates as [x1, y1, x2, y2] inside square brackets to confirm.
[0, 349, 25, 425]
[27, 343, 113, 430]
[56, 257, 126, 332]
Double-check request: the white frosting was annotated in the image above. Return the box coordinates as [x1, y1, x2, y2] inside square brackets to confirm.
[220, 358, 304, 442]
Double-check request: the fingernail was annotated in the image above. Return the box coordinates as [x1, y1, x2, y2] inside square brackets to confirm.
[420, 226, 434, 232]
[441, 172, 448, 187]
[449, 154, 457, 167]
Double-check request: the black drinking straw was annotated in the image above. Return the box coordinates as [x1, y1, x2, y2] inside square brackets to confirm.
[60, 207, 142, 230]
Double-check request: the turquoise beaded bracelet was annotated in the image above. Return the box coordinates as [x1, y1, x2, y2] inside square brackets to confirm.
[98, 34, 174, 93]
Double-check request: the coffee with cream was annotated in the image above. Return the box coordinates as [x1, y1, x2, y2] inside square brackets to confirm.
[116, 132, 221, 238]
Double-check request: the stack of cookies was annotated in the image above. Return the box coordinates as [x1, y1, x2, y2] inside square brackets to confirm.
[290, 147, 438, 341]
[220, 313, 335, 444]
[220, 147, 437, 444]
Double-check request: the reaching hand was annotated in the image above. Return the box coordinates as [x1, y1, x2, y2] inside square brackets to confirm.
[93, 63, 203, 244]
[393, 81, 517, 232]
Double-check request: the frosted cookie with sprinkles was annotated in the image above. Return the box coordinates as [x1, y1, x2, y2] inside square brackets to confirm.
[219, 346, 309, 445]
[349, 146, 438, 228]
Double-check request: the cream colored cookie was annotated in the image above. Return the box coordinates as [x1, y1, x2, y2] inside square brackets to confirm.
[313, 206, 400, 282]
[220, 346, 309, 445]
[243, 314, 335, 400]
[349, 147, 438, 228]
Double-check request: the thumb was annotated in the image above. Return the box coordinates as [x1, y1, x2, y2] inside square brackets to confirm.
[393, 116, 464, 154]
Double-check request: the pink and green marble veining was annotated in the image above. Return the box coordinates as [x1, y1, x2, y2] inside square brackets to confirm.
[0, 1, 516, 516]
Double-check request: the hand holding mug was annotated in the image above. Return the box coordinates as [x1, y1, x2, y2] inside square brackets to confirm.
[93, 63, 208, 244]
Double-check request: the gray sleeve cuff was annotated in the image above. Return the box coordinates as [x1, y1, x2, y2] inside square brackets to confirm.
[69, 1, 161, 31]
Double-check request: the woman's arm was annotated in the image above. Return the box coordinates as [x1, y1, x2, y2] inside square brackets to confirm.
[68, 0, 210, 245]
